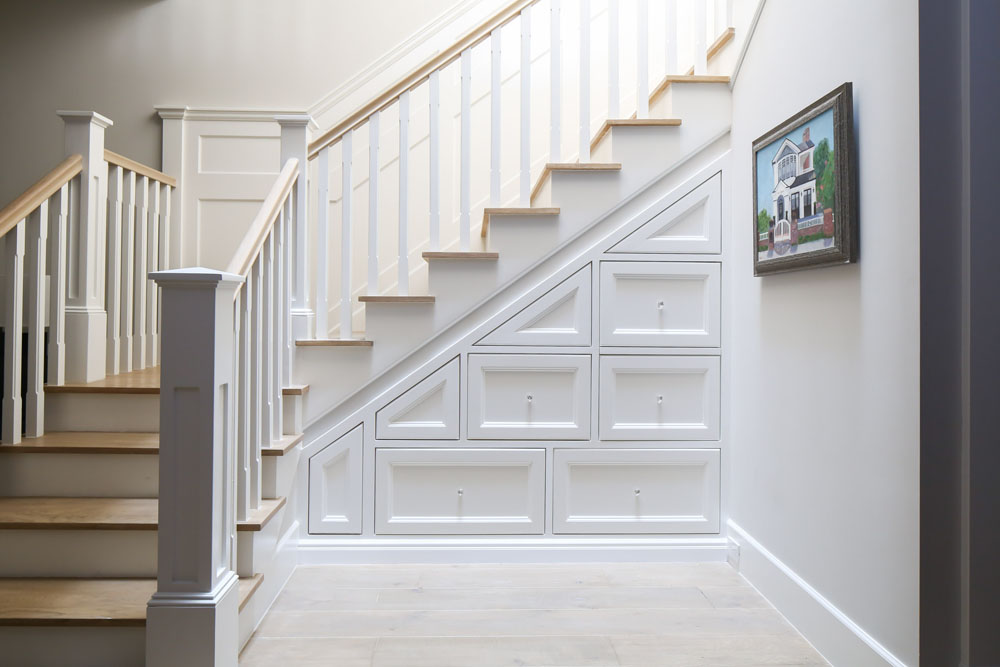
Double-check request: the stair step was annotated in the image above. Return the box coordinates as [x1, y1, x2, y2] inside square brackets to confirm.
[530, 163, 623, 204]
[46, 366, 307, 397]
[262, 433, 303, 457]
[0, 497, 285, 531]
[422, 251, 499, 260]
[481, 207, 560, 237]
[0, 432, 159, 455]
[0, 573, 262, 626]
[590, 118, 683, 153]
[296, 338, 373, 347]
[359, 295, 435, 303]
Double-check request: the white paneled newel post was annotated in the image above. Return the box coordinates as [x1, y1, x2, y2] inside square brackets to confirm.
[276, 115, 313, 340]
[146, 268, 244, 667]
[58, 111, 111, 383]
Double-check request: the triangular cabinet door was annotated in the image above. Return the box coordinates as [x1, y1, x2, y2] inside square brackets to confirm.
[476, 265, 592, 346]
[609, 172, 721, 254]
[375, 357, 460, 440]
[308, 424, 363, 534]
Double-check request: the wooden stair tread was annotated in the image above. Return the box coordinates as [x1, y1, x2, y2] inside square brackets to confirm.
[47, 367, 307, 397]
[262, 433, 304, 457]
[590, 119, 683, 152]
[481, 207, 560, 237]
[0, 497, 285, 532]
[0, 574, 262, 626]
[296, 338, 373, 347]
[422, 251, 499, 260]
[0, 432, 159, 455]
[544, 162, 622, 171]
[359, 295, 436, 303]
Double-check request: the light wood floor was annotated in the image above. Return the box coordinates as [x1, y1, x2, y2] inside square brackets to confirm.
[240, 562, 829, 666]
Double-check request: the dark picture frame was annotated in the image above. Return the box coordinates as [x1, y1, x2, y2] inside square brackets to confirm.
[752, 83, 858, 276]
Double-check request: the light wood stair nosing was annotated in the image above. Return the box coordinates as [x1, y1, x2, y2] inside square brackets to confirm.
[359, 295, 436, 303]
[422, 251, 499, 260]
[481, 207, 560, 237]
[296, 338, 373, 347]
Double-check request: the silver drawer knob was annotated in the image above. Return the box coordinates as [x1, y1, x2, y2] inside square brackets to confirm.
[656, 395, 663, 404]
[457, 488, 463, 496]
[526, 394, 533, 402]
[634, 488, 641, 496]
[657, 300, 665, 310]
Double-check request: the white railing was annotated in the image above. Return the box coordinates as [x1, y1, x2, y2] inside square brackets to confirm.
[306, 0, 733, 340]
[0, 112, 172, 444]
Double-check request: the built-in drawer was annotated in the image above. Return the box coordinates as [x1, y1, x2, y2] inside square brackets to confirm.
[599, 262, 720, 347]
[467, 354, 591, 440]
[599, 355, 720, 440]
[553, 449, 720, 534]
[375, 448, 545, 535]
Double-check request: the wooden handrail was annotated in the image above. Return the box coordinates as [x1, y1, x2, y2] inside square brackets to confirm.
[226, 159, 299, 277]
[104, 149, 177, 188]
[0, 154, 83, 240]
[308, 0, 538, 159]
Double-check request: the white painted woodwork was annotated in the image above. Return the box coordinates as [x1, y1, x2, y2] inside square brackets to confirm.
[368, 114, 380, 295]
[119, 171, 136, 373]
[341, 129, 354, 338]
[147, 268, 243, 667]
[316, 147, 330, 336]
[375, 448, 545, 535]
[376, 357, 460, 440]
[133, 175, 149, 371]
[145, 181, 160, 365]
[520, 6, 531, 205]
[477, 265, 591, 346]
[599, 262, 721, 347]
[460, 49, 472, 251]
[636, 0, 649, 119]
[665, 0, 678, 75]
[491, 28, 502, 207]
[273, 215, 285, 439]
[578, 0, 591, 162]
[599, 355, 720, 441]
[106, 166, 123, 376]
[24, 203, 47, 438]
[261, 235, 274, 448]
[2, 221, 25, 444]
[608, 172, 722, 254]
[550, 0, 561, 162]
[249, 257, 264, 508]
[398, 91, 411, 293]
[277, 114, 314, 340]
[468, 354, 591, 440]
[552, 449, 721, 533]
[237, 280, 252, 521]
[282, 198, 294, 386]
[47, 183, 69, 386]
[608, 0, 619, 119]
[429, 71, 441, 251]
[694, 0, 708, 75]
[309, 424, 364, 534]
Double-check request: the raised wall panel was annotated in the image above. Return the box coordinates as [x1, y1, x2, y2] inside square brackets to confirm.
[600, 262, 720, 347]
[608, 172, 721, 254]
[376, 357, 459, 440]
[468, 354, 591, 440]
[375, 448, 545, 534]
[477, 266, 592, 346]
[599, 356, 720, 440]
[308, 424, 364, 534]
[553, 449, 720, 533]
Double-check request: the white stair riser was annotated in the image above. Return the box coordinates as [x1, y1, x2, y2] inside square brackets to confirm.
[0, 530, 156, 577]
[45, 394, 159, 432]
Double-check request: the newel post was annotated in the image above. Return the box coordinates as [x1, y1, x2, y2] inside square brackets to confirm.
[146, 268, 244, 667]
[276, 114, 314, 339]
[58, 110, 111, 383]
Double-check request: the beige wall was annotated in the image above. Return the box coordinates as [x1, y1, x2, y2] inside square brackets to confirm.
[0, 0, 459, 205]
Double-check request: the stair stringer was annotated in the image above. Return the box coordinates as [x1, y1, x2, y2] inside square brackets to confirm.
[293, 144, 731, 555]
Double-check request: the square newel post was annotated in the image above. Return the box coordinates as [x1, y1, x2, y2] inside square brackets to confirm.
[276, 114, 314, 340]
[146, 268, 244, 667]
[58, 110, 112, 383]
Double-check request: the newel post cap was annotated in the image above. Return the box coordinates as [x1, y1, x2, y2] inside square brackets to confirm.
[56, 110, 113, 129]
[150, 267, 245, 287]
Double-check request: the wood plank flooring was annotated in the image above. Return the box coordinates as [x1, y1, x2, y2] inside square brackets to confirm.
[240, 562, 829, 666]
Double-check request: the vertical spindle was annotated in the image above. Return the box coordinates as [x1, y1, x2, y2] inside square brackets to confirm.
[520, 7, 531, 205]
[608, 0, 619, 118]
[368, 114, 380, 295]
[2, 220, 25, 444]
[236, 278, 251, 521]
[579, 0, 591, 162]
[106, 166, 123, 375]
[133, 176, 148, 370]
[120, 171, 136, 372]
[341, 130, 353, 338]
[460, 50, 471, 250]
[491, 28, 502, 207]
[261, 234, 274, 447]
[665, 0, 678, 76]
[550, 0, 562, 162]
[146, 181, 160, 365]
[694, 0, 708, 75]
[398, 91, 411, 292]
[249, 256, 263, 506]
[429, 71, 441, 251]
[637, 0, 649, 118]
[25, 204, 47, 437]
[48, 183, 69, 386]
[272, 218, 283, 440]
[316, 147, 330, 336]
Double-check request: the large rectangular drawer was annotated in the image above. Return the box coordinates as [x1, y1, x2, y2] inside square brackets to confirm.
[553, 449, 720, 534]
[375, 448, 545, 534]
[599, 355, 720, 440]
[468, 354, 591, 440]
[600, 261, 720, 347]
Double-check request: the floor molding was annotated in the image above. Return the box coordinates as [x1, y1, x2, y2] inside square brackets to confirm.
[727, 520, 908, 667]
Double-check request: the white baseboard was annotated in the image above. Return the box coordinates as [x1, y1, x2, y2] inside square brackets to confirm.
[727, 520, 908, 667]
[294, 536, 728, 565]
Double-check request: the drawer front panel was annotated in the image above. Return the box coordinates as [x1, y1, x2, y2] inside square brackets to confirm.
[468, 354, 591, 440]
[600, 262, 720, 347]
[553, 449, 720, 534]
[375, 448, 545, 534]
[600, 356, 720, 440]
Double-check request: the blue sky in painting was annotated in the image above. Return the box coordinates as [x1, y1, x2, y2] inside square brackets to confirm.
[755, 107, 835, 218]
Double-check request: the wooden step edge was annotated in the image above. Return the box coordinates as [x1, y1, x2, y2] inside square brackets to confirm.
[0, 432, 159, 455]
[359, 295, 436, 303]
[44, 384, 159, 395]
[239, 573, 264, 612]
[296, 338, 373, 347]
[262, 433, 304, 457]
[0, 497, 158, 531]
[282, 384, 310, 396]
[480, 207, 560, 237]
[590, 119, 683, 153]
[544, 162, 623, 171]
[422, 251, 499, 260]
[237, 497, 286, 533]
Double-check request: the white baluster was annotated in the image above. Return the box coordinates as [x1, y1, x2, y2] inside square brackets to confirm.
[276, 115, 312, 340]
[491, 28, 502, 207]
[261, 234, 273, 447]
[106, 166, 123, 375]
[367, 114, 380, 295]
[47, 183, 69, 386]
[316, 147, 330, 336]
[550, 0, 561, 161]
[249, 256, 263, 508]
[726, 0, 734, 27]
[520, 6, 531, 205]
[398, 91, 411, 291]
[272, 217, 284, 440]
[429, 71, 441, 251]
[579, 0, 591, 162]
[25, 203, 48, 438]
[460, 49, 472, 250]
[146, 181, 160, 365]
[133, 175, 148, 370]
[665, 0, 678, 76]
[341, 130, 353, 338]
[120, 171, 136, 372]
[608, 0, 619, 118]
[236, 279, 251, 522]
[694, 0, 708, 75]
[157, 183, 170, 353]
[637, 0, 649, 118]
[714, 0, 725, 34]
[2, 220, 25, 444]
[283, 196, 294, 388]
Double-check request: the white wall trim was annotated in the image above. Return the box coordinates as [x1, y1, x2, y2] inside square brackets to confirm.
[729, 0, 767, 89]
[155, 106, 312, 123]
[727, 520, 908, 667]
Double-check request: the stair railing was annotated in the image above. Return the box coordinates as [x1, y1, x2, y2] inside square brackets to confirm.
[0, 111, 173, 445]
[305, 0, 732, 341]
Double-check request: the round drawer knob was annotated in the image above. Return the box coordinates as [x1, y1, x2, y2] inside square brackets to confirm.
[457, 488, 464, 496]
[657, 301, 665, 310]
[656, 395, 663, 404]
[634, 488, 641, 496]
[526, 394, 533, 402]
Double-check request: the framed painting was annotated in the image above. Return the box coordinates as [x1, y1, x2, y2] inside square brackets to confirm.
[752, 83, 858, 276]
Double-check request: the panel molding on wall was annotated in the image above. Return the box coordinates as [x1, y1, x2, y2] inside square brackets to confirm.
[375, 357, 460, 440]
[308, 424, 364, 534]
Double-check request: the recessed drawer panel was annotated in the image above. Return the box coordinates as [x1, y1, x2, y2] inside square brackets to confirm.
[375, 448, 545, 534]
[600, 262, 720, 347]
[599, 356, 720, 440]
[553, 449, 720, 534]
[468, 354, 591, 440]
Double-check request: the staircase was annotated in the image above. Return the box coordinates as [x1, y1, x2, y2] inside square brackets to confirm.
[0, 0, 748, 663]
